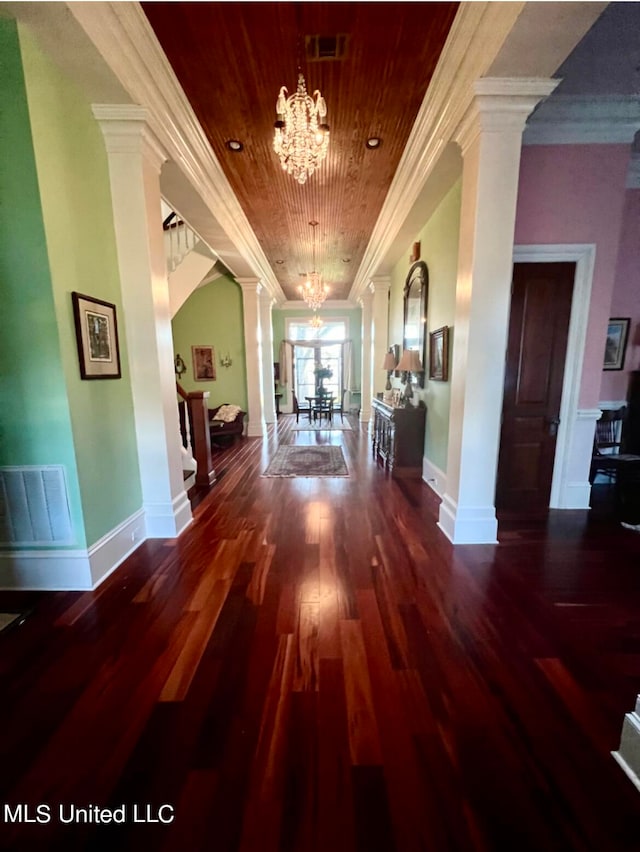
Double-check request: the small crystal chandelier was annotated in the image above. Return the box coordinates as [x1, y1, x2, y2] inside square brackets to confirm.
[274, 74, 329, 185]
[309, 312, 323, 329]
[299, 221, 329, 310]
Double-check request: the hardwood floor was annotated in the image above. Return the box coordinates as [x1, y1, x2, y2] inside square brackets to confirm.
[1, 416, 640, 851]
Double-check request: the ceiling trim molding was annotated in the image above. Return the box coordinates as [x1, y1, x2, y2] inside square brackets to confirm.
[278, 299, 358, 311]
[68, 2, 286, 305]
[349, 1, 526, 302]
[523, 95, 640, 146]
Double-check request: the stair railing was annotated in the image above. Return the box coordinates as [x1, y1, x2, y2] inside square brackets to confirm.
[164, 211, 198, 273]
[176, 382, 216, 488]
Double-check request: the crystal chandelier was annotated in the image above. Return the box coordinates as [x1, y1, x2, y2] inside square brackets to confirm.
[309, 313, 323, 329]
[274, 74, 329, 184]
[299, 221, 329, 309]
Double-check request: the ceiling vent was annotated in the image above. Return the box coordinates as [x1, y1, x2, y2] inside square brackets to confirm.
[305, 34, 349, 62]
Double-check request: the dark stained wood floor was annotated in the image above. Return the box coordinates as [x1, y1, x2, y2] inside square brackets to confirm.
[1, 416, 640, 851]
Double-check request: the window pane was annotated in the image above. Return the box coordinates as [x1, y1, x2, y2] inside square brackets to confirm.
[294, 348, 316, 400]
[319, 344, 341, 399]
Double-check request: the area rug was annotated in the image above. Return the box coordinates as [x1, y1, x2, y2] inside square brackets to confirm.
[291, 418, 352, 432]
[262, 445, 348, 477]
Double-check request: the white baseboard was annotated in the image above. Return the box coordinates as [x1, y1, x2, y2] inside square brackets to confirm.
[88, 508, 146, 586]
[0, 508, 147, 590]
[145, 491, 192, 538]
[438, 495, 499, 544]
[422, 457, 447, 498]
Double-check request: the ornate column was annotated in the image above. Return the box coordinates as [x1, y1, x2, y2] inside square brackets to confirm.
[359, 285, 374, 424]
[259, 288, 276, 424]
[94, 104, 192, 538]
[371, 276, 391, 398]
[439, 78, 558, 544]
[237, 277, 266, 437]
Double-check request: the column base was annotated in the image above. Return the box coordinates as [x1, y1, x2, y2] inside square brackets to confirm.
[145, 491, 192, 538]
[612, 697, 640, 793]
[438, 495, 498, 544]
[246, 420, 266, 437]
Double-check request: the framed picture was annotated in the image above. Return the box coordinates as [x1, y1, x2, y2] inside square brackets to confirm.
[429, 326, 449, 381]
[192, 345, 216, 381]
[603, 318, 630, 371]
[71, 292, 121, 380]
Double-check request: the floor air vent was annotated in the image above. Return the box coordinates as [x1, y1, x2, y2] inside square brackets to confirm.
[0, 466, 73, 545]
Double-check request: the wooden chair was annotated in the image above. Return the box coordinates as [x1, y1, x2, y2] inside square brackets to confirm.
[332, 389, 347, 423]
[292, 391, 311, 423]
[590, 406, 640, 484]
[314, 395, 334, 423]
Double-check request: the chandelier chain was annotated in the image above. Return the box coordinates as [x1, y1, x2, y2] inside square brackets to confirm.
[299, 220, 329, 310]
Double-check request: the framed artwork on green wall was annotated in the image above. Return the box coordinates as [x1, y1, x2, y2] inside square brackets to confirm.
[71, 292, 121, 380]
[192, 345, 216, 381]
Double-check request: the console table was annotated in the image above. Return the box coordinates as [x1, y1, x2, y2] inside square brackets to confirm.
[371, 397, 426, 477]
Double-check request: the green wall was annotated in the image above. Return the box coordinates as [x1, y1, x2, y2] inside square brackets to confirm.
[19, 24, 142, 546]
[272, 306, 363, 408]
[390, 180, 461, 472]
[172, 275, 248, 411]
[0, 19, 86, 548]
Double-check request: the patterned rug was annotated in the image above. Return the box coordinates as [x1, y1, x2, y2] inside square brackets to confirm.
[291, 418, 352, 432]
[262, 445, 348, 477]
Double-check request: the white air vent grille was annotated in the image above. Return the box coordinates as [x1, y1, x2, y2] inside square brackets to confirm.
[0, 466, 73, 545]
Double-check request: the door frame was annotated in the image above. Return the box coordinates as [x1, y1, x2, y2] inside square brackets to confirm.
[512, 244, 596, 508]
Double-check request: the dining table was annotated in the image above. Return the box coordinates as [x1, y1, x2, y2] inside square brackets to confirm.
[305, 395, 335, 423]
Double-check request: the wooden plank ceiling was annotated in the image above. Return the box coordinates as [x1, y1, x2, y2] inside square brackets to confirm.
[143, 2, 459, 301]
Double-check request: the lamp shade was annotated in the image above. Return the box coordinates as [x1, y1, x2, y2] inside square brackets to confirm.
[396, 349, 423, 372]
[382, 352, 397, 370]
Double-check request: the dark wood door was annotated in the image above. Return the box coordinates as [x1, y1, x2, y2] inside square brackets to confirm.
[496, 262, 574, 512]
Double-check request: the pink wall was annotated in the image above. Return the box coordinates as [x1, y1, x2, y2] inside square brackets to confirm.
[514, 144, 630, 408]
[600, 188, 640, 401]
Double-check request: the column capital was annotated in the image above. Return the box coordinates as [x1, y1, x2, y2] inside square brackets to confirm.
[258, 287, 276, 307]
[359, 287, 374, 307]
[454, 77, 560, 155]
[369, 275, 392, 295]
[627, 153, 640, 190]
[92, 104, 167, 172]
[236, 277, 263, 295]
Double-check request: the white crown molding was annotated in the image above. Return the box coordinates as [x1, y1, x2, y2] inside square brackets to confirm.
[524, 95, 640, 146]
[278, 298, 357, 311]
[69, 2, 286, 304]
[349, 2, 526, 303]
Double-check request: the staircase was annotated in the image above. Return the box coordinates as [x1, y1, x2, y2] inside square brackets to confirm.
[162, 204, 220, 318]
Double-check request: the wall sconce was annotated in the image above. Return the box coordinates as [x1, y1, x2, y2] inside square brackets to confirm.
[220, 352, 233, 368]
[174, 353, 187, 378]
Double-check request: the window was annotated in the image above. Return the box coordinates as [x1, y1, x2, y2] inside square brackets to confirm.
[286, 319, 347, 402]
